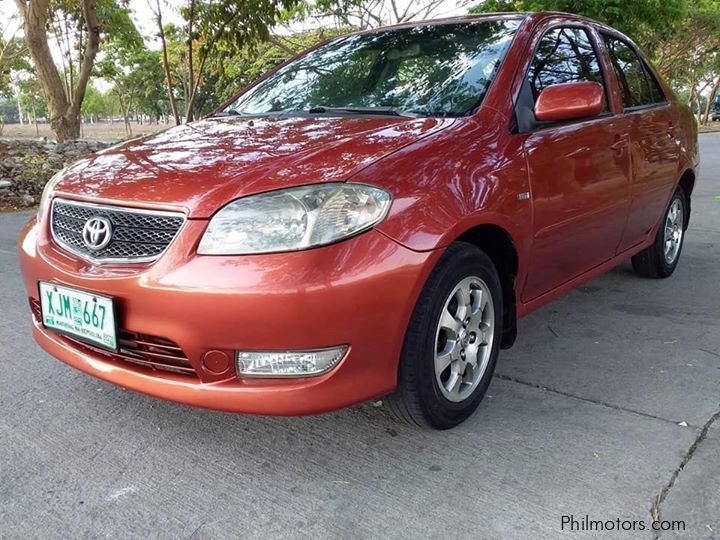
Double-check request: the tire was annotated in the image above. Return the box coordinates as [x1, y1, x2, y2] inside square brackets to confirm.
[386, 242, 503, 429]
[631, 187, 687, 278]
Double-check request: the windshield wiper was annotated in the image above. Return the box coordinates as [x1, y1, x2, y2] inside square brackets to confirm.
[207, 109, 302, 119]
[208, 109, 241, 118]
[307, 106, 419, 118]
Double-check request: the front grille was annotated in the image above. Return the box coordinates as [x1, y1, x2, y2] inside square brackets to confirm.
[30, 298, 196, 376]
[51, 198, 185, 263]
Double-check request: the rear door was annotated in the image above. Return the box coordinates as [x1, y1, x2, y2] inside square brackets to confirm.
[519, 25, 632, 302]
[601, 34, 680, 251]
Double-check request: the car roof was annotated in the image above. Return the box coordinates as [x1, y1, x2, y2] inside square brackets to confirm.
[345, 12, 531, 35]
[346, 11, 621, 36]
[342, 11, 637, 53]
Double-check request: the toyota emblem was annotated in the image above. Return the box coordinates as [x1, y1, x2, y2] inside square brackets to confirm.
[82, 216, 113, 251]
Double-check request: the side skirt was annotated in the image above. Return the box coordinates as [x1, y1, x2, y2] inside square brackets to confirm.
[516, 238, 653, 319]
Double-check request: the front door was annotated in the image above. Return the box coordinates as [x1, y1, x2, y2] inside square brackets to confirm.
[517, 26, 632, 302]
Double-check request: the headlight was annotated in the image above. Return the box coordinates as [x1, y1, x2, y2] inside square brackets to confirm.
[37, 169, 66, 222]
[198, 183, 391, 255]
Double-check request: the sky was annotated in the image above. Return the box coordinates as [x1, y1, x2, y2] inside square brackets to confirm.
[2, 0, 474, 46]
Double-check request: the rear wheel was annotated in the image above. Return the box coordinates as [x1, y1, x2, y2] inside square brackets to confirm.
[631, 187, 686, 278]
[386, 242, 503, 429]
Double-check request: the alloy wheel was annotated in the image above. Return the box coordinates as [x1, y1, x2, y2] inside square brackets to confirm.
[663, 198, 684, 264]
[434, 276, 494, 403]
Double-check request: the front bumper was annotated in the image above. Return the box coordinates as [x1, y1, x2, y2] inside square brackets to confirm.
[18, 215, 439, 415]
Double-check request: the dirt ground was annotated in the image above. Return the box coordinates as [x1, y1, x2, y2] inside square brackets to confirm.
[1, 122, 170, 142]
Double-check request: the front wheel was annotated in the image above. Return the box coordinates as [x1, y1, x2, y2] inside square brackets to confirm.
[631, 187, 687, 278]
[385, 242, 503, 429]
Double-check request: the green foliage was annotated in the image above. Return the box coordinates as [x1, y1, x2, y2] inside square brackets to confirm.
[469, 0, 687, 52]
[200, 28, 347, 113]
[80, 84, 112, 119]
[17, 77, 47, 121]
[288, 0, 365, 26]
[94, 13, 168, 125]
[0, 96, 20, 123]
[0, 36, 30, 95]
[48, 0, 140, 46]
[469, 0, 720, 121]
[182, 0, 301, 57]
[161, 0, 302, 120]
[11, 0, 719, 133]
[656, 0, 720, 80]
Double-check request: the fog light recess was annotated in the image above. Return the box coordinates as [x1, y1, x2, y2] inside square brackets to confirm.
[236, 346, 348, 378]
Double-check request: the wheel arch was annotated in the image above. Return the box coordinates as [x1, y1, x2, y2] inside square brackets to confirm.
[677, 169, 695, 230]
[455, 224, 520, 349]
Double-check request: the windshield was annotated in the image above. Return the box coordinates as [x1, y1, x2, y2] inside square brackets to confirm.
[223, 19, 521, 118]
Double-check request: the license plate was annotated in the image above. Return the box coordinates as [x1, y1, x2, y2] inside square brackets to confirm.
[38, 282, 117, 350]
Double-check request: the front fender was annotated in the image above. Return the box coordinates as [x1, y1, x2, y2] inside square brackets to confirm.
[351, 112, 533, 272]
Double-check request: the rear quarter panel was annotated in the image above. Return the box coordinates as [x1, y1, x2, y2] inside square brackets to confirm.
[673, 102, 699, 177]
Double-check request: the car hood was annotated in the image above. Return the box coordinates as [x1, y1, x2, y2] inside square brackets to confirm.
[55, 116, 453, 218]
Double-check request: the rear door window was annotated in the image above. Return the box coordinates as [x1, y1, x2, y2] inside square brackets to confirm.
[645, 65, 667, 104]
[603, 35, 665, 109]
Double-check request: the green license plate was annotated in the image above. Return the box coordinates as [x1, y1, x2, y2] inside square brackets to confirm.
[38, 282, 117, 350]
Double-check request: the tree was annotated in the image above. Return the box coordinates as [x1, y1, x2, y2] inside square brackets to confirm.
[0, 15, 31, 129]
[199, 27, 346, 114]
[17, 76, 47, 135]
[156, 0, 301, 123]
[0, 96, 20, 125]
[148, 0, 181, 125]
[469, 0, 686, 54]
[654, 0, 720, 124]
[0, 16, 28, 95]
[95, 20, 146, 135]
[81, 83, 107, 123]
[469, 0, 720, 125]
[13, 0, 139, 141]
[99, 46, 168, 134]
[131, 50, 173, 124]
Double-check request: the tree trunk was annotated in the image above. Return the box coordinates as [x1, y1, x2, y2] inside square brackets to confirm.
[186, 0, 196, 122]
[154, 0, 180, 125]
[694, 95, 702, 124]
[701, 78, 720, 126]
[32, 107, 39, 136]
[51, 115, 82, 141]
[15, 0, 100, 142]
[16, 94, 23, 125]
[16, 0, 71, 138]
[116, 90, 132, 136]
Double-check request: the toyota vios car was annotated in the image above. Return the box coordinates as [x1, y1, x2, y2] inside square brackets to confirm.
[19, 13, 698, 428]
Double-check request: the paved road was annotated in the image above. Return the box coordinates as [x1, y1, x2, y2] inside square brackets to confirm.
[1, 135, 719, 540]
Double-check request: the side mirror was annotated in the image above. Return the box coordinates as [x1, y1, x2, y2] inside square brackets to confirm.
[534, 82, 606, 122]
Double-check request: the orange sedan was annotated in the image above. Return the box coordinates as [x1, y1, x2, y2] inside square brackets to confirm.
[18, 13, 698, 428]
